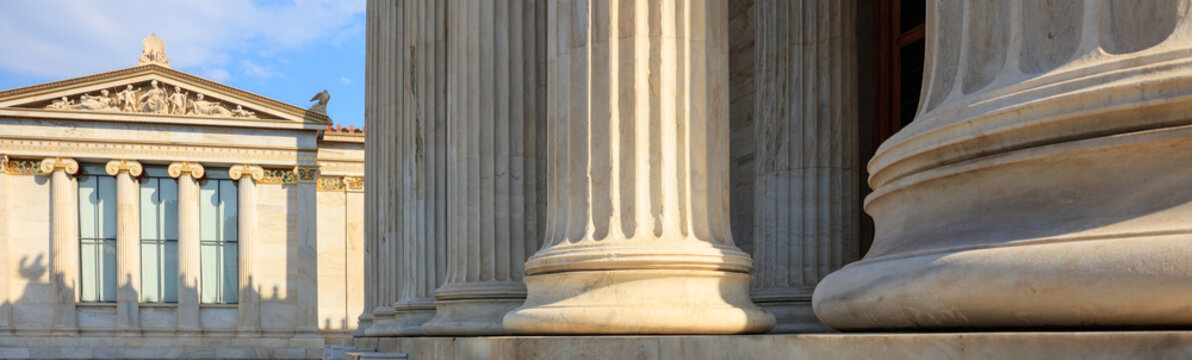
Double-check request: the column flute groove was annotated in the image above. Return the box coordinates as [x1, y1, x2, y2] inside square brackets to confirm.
[229, 164, 263, 336]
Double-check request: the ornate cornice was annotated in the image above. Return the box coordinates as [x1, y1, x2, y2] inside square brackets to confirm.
[229, 164, 265, 181]
[343, 176, 364, 192]
[167, 161, 204, 179]
[0, 138, 317, 165]
[105, 159, 143, 177]
[39, 157, 79, 175]
[295, 166, 318, 184]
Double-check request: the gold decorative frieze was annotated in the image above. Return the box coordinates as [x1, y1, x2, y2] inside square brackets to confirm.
[167, 161, 204, 179]
[343, 176, 364, 192]
[259, 168, 298, 185]
[39, 157, 79, 175]
[296, 166, 318, 184]
[3, 158, 41, 175]
[0, 138, 318, 164]
[229, 164, 265, 181]
[105, 159, 144, 177]
[317, 176, 345, 192]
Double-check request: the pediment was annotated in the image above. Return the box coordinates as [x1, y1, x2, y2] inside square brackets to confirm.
[0, 65, 330, 125]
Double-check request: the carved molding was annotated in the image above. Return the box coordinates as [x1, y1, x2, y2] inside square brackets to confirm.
[0, 138, 318, 164]
[229, 164, 265, 181]
[39, 157, 79, 175]
[259, 168, 298, 185]
[343, 176, 364, 192]
[316, 176, 345, 192]
[295, 166, 318, 184]
[105, 159, 144, 177]
[4, 158, 41, 175]
[168, 161, 205, 179]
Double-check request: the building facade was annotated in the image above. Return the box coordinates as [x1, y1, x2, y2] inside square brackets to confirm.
[0, 37, 365, 358]
[353, 0, 1192, 358]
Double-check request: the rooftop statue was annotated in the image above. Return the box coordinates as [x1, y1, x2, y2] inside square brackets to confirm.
[309, 89, 330, 114]
[137, 33, 170, 68]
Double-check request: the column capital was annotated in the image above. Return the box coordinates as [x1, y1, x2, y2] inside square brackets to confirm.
[229, 164, 265, 181]
[39, 157, 79, 176]
[0, 155, 7, 170]
[105, 159, 143, 177]
[294, 166, 318, 184]
[167, 162, 204, 179]
[342, 176, 364, 192]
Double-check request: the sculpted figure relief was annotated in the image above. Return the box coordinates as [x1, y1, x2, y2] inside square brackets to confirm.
[39, 80, 264, 119]
[138, 80, 168, 114]
[189, 93, 232, 117]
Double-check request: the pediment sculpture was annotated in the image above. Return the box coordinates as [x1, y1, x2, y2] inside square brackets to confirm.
[41, 79, 261, 119]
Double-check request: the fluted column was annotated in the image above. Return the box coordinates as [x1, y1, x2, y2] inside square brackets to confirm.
[168, 161, 203, 334]
[43, 157, 80, 334]
[295, 166, 320, 336]
[229, 164, 263, 335]
[0, 156, 9, 334]
[503, 0, 774, 334]
[362, 0, 400, 336]
[815, 0, 1192, 329]
[106, 159, 144, 334]
[750, 0, 859, 333]
[423, 0, 546, 335]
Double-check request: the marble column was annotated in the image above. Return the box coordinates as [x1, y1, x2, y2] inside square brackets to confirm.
[750, 0, 859, 333]
[168, 161, 203, 334]
[362, 0, 400, 336]
[503, 0, 775, 334]
[423, 0, 546, 335]
[0, 155, 9, 334]
[814, 0, 1192, 329]
[43, 157, 79, 334]
[106, 159, 144, 334]
[295, 166, 320, 337]
[229, 164, 263, 335]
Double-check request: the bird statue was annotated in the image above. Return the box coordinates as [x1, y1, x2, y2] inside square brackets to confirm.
[309, 90, 330, 114]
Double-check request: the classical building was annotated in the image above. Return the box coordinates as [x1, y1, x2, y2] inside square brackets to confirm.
[0, 35, 365, 358]
[350, 0, 1192, 358]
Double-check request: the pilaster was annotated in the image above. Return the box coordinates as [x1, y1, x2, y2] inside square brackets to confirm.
[168, 161, 204, 334]
[294, 165, 321, 338]
[106, 159, 144, 334]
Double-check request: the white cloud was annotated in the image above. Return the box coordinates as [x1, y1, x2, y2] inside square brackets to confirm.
[242, 60, 281, 79]
[0, 0, 365, 79]
[339, 76, 352, 85]
[204, 68, 230, 82]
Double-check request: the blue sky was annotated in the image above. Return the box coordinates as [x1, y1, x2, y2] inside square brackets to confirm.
[0, 0, 366, 127]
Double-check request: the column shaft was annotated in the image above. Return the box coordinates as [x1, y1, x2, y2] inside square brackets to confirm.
[0, 156, 10, 334]
[750, 0, 859, 333]
[295, 167, 320, 335]
[170, 162, 203, 333]
[363, 0, 401, 336]
[423, 0, 546, 336]
[108, 160, 144, 333]
[230, 164, 263, 334]
[502, 0, 774, 334]
[44, 158, 79, 334]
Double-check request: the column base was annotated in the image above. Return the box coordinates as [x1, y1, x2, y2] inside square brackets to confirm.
[365, 304, 435, 336]
[504, 269, 775, 334]
[422, 282, 526, 335]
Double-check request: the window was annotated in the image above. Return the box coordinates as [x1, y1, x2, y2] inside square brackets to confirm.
[78, 164, 116, 303]
[199, 169, 238, 304]
[140, 166, 178, 303]
[874, 0, 926, 148]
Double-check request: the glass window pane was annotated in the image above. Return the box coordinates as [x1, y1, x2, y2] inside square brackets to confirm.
[140, 178, 160, 240]
[201, 242, 219, 303]
[161, 178, 179, 240]
[101, 239, 116, 302]
[221, 180, 238, 242]
[80, 240, 99, 302]
[79, 176, 98, 239]
[141, 241, 160, 303]
[200, 180, 219, 242]
[221, 243, 238, 303]
[98, 176, 116, 240]
[164, 240, 178, 303]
